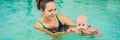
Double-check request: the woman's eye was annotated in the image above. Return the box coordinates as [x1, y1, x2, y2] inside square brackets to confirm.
[48, 9, 52, 12]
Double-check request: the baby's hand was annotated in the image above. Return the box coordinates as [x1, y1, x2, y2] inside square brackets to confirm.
[67, 28, 73, 32]
[95, 29, 101, 36]
[97, 32, 101, 36]
[74, 29, 83, 34]
[75, 30, 81, 34]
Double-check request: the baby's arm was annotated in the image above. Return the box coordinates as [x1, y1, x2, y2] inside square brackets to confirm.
[75, 29, 81, 34]
[95, 28, 101, 36]
[74, 28, 84, 34]
[67, 28, 83, 34]
[67, 28, 74, 32]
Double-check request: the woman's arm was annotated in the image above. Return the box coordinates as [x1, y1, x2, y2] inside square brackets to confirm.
[58, 14, 76, 27]
[41, 29, 67, 37]
[34, 22, 66, 37]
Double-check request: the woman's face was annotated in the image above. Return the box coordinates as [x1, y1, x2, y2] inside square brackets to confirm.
[42, 2, 56, 19]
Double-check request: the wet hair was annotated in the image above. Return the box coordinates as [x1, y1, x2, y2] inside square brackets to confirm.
[36, 0, 54, 11]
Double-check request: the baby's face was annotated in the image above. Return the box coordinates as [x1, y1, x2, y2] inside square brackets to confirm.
[77, 23, 88, 30]
[76, 15, 88, 30]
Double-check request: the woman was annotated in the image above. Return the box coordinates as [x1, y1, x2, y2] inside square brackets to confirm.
[34, 0, 75, 39]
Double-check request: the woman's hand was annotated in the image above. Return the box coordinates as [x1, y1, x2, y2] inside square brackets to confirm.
[67, 28, 73, 32]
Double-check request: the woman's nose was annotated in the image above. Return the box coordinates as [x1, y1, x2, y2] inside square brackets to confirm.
[52, 11, 56, 15]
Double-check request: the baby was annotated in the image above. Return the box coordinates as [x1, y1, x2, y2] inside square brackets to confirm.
[67, 15, 101, 38]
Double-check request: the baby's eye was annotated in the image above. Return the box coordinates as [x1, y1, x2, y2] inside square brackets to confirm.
[82, 24, 85, 26]
[78, 24, 81, 26]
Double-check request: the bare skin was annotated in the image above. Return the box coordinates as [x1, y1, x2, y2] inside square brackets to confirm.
[81, 27, 101, 36]
[67, 15, 101, 38]
[34, 2, 75, 40]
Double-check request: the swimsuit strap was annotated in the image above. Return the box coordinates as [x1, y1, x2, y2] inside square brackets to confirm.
[56, 14, 62, 31]
[56, 14, 60, 26]
[38, 14, 61, 29]
[38, 20, 46, 29]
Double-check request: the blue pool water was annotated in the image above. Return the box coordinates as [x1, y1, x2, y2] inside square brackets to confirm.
[0, 0, 120, 40]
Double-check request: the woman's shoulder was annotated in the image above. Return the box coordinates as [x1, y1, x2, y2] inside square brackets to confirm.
[57, 13, 67, 18]
[34, 22, 44, 30]
[56, 13, 75, 26]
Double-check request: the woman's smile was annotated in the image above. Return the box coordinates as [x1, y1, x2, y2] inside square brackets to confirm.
[50, 14, 55, 18]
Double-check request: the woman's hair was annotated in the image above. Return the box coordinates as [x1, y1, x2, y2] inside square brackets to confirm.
[36, 0, 54, 11]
